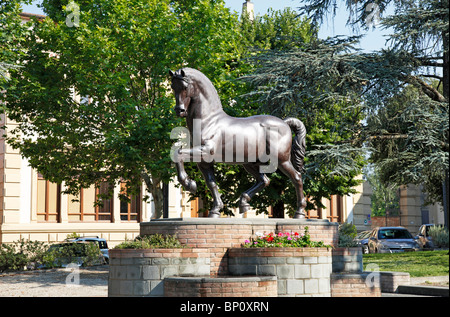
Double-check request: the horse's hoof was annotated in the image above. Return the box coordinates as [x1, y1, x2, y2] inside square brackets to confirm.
[208, 211, 221, 218]
[293, 212, 306, 219]
[239, 204, 251, 214]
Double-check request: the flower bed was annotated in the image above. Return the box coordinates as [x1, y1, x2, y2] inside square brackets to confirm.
[242, 226, 331, 248]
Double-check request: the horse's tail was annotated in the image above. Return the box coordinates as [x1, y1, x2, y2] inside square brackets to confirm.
[284, 117, 306, 173]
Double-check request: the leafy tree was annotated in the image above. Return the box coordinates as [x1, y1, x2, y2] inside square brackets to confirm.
[2, 0, 241, 218]
[298, 0, 449, 224]
[365, 165, 400, 217]
[0, 0, 32, 87]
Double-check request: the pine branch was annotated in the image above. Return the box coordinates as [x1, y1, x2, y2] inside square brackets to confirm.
[405, 75, 446, 102]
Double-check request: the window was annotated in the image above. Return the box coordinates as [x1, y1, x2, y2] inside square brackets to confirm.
[37, 173, 61, 222]
[120, 182, 141, 222]
[67, 182, 113, 222]
[378, 229, 412, 239]
[305, 197, 323, 219]
[327, 195, 343, 223]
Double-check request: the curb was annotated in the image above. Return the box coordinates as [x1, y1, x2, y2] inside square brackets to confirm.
[397, 285, 449, 297]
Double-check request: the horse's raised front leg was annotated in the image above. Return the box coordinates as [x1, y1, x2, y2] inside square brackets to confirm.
[175, 159, 197, 194]
[197, 162, 223, 218]
[175, 140, 216, 194]
[239, 164, 270, 214]
[278, 160, 307, 219]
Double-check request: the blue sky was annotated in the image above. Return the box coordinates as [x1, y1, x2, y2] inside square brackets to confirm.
[22, 0, 392, 52]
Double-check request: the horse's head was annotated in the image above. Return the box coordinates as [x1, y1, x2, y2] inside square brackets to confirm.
[169, 69, 192, 117]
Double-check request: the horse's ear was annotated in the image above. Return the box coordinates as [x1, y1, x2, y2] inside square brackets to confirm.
[169, 70, 174, 78]
[180, 69, 186, 77]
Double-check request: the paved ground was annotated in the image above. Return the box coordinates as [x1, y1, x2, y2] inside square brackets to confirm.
[0, 265, 109, 297]
[0, 266, 447, 297]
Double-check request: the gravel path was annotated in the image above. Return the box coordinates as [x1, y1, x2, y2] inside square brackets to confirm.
[0, 265, 447, 297]
[0, 265, 108, 297]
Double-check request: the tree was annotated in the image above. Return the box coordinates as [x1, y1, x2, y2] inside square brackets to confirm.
[2, 0, 242, 218]
[365, 165, 400, 217]
[0, 0, 32, 87]
[297, 0, 448, 225]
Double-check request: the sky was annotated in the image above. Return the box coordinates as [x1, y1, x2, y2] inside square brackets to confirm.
[21, 0, 392, 52]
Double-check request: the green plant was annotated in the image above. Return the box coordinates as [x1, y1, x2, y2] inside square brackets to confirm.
[0, 243, 27, 272]
[242, 227, 331, 248]
[65, 232, 81, 240]
[429, 225, 449, 248]
[43, 242, 103, 268]
[114, 234, 184, 249]
[338, 223, 359, 247]
[0, 239, 49, 272]
[363, 250, 449, 277]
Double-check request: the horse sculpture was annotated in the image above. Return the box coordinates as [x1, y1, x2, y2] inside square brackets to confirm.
[169, 67, 307, 218]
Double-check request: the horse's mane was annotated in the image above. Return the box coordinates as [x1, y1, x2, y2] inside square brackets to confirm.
[182, 68, 222, 109]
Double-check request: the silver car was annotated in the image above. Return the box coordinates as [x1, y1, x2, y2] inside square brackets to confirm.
[70, 236, 109, 263]
[368, 227, 420, 253]
[415, 224, 442, 250]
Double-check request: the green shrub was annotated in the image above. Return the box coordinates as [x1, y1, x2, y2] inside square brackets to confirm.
[114, 234, 184, 249]
[429, 225, 449, 248]
[0, 239, 48, 272]
[338, 223, 359, 247]
[0, 239, 103, 271]
[43, 242, 103, 268]
[0, 243, 27, 272]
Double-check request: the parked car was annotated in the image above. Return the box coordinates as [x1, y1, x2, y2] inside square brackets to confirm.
[367, 227, 420, 253]
[415, 224, 443, 250]
[355, 231, 371, 254]
[68, 236, 109, 263]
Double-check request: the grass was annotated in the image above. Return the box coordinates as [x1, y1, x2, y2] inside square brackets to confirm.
[363, 250, 449, 277]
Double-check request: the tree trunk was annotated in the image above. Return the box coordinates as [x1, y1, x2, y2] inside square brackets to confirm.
[442, 31, 449, 229]
[141, 173, 164, 219]
[272, 200, 285, 218]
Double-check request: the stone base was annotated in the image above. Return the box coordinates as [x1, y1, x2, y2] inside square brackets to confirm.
[331, 272, 381, 297]
[228, 247, 332, 297]
[107, 218, 385, 297]
[108, 248, 210, 297]
[140, 218, 338, 276]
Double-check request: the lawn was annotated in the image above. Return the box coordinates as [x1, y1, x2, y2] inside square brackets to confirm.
[363, 250, 449, 277]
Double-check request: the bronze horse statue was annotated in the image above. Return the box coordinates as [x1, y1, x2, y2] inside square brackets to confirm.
[169, 67, 307, 218]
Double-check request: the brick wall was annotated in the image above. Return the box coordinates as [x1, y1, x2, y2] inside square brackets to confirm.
[164, 276, 277, 297]
[331, 273, 381, 297]
[371, 216, 401, 228]
[380, 271, 410, 293]
[140, 218, 338, 276]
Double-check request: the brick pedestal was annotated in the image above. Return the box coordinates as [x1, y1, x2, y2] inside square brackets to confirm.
[140, 218, 338, 276]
